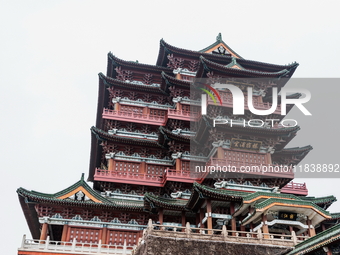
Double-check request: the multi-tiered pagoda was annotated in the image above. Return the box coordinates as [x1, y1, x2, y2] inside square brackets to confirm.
[17, 34, 340, 255]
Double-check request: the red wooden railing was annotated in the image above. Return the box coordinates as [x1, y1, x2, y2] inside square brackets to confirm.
[102, 109, 167, 126]
[167, 109, 200, 121]
[281, 181, 308, 196]
[94, 168, 205, 187]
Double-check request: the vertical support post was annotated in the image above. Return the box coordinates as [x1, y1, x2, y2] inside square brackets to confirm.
[200, 208, 205, 229]
[40, 222, 48, 241]
[261, 214, 269, 239]
[307, 218, 316, 237]
[250, 222, 255, 237]
[230, 202, 237, 236]
[115, 102, 121, 111]
[195, 212, 200, 233]
[159, 208, 164, 225]
[181, 211, 186, 232]
[176, 158, 181, 171]
[326, 247, 332, 255]
[206, 199, 213, 234]
[61, 223, 68, 242]
[289, 226, 294, 235]
[101, 224, 108, 244]
[140, 161, 146, 174]
[108, 158, 114, 171]
[217, 147, 224, 159]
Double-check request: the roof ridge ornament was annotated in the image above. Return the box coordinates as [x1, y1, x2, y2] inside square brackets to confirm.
[216, 33, 222, 42]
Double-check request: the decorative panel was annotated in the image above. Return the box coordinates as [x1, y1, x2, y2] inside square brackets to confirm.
[68, 227, 101, 244]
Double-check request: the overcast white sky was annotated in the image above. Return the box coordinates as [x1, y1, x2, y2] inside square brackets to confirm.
[1, 0, 340, 254]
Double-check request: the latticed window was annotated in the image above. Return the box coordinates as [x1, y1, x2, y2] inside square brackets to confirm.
[120, 105, 143, 114]
[146, 164, 166, 175]
[69, 227, 101, 244]
[107, 230, 138, 246]
[113, 161, 140, 172]
[224, 150, 266, 165]
[181, 160, 190, 172]
[149, 109, 165, 117]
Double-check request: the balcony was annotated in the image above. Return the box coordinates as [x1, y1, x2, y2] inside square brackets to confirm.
[166, 169, 205, 183]
[281, 182, 308, 196]
[94, 169, 166, 187]
[18, 235, 133, 255]
[102, 108, 167, 126]
[207, 91, 281, 115]
[94, 168, 205, 187]
[167, 109, 200, 121]
[207, 158, 294, 179]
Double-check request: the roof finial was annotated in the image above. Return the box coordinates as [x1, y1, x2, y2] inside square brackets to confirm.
[216, 33, 222, 42]
[81, 173, 84, 181]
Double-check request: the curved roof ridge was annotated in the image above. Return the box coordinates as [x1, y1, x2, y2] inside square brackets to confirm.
[98, 72, 168, 94]
[158, 39, 299, 71]
[108, 52, 172, 72]
[91, 126, 164, 148]
[199, 56, 290, 77]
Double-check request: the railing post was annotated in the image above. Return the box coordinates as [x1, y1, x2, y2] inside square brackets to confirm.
[123, 240, 127, 255]
[185, 222, 191, 237]
[71, 238, 76, 251]
[97, 239, 102, 253]
[222, 225, 228, 239]
[291, 230, 297, 245]
[44, 236, 50, 250]
[257, 229, 263, 240]
[20, 234, 26, 249]
[147, 218, 153, 233]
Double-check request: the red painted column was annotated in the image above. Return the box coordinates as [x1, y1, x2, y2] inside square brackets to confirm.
[108, 158, 114, 171]
[176, 159, 181, 171]
[181, 211, 186, 232]
[40, 223, 48, 241]
[200, 208, 205, 229]
[101, 225, 108, 244]
[262, 214, 269, 239]
[206, 199, 213, 234]
[307, 218, 316, 237]
[159, 208, 164, 225]
[61, 224, 68, 242]
[230, 202, 237, 236]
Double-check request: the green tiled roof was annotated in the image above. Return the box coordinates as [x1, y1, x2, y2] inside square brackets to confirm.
[300, 195, 337, 205]
[193, 182, 250, 198]
[144, 193, 187, 210]
[288, 224, 340, 255]
[17, 174, 144, 210]
[329, 212, 340, 220]
[243, 192, 301, 202]
[255, 198, 330, 216]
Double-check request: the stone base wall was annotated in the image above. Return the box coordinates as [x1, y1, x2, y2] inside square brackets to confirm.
[133, 234, 293, 255]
